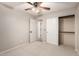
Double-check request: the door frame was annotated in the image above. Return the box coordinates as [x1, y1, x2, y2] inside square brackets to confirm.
[28, 18, 30, 43]
[37, 19, 42, 41]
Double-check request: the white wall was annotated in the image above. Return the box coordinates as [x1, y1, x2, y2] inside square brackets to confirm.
[38, 7, 76, 45]
[0, 4, 32, 52]
[39, 8, 76, 18]
[47, 17, 58, 45]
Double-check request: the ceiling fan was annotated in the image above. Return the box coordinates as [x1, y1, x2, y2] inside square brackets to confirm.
[25, 2, 50, 12]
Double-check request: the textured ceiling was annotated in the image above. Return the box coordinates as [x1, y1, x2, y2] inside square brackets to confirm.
[1, 2, 79, 15]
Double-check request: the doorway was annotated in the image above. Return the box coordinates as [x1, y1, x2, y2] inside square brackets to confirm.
[28, 18, 37, 43]
[59, 15, 75, 48]
[28, 18, 46, 43]
[37, 19, 47, 42]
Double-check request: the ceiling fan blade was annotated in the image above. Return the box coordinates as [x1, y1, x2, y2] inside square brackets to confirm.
[27, 2, 33, 5]
[40, 7, 50, 10]
[25, 8, 32, 11]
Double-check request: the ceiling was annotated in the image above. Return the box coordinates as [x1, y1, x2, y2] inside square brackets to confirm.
[1, 2, 79, 16]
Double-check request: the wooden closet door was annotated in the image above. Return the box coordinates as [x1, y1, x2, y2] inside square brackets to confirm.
[59, 15, 75, 48]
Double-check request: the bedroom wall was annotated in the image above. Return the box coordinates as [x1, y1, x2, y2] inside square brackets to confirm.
[46, 17, 58, 45]
[0, 4, 32, 52]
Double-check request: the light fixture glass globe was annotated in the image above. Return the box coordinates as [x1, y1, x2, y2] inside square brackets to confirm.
[32, 7, 41, 13]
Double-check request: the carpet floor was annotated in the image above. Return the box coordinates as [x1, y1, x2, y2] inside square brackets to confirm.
[0, 41, 78, 56]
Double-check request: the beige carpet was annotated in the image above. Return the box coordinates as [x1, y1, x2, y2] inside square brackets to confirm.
[0, 41, 78, 56]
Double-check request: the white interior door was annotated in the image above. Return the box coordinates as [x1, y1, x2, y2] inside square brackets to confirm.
[29, 18, 37, 42]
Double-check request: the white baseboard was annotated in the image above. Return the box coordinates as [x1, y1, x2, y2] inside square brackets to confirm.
[0, 42, 26, 55]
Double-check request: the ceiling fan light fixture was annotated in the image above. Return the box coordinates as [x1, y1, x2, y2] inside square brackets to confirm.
[32, 7, 41, 13]
[26, 2, 50, 14]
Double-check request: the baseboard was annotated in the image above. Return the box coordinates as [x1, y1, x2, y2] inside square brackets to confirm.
[0, 41, 26, 55]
